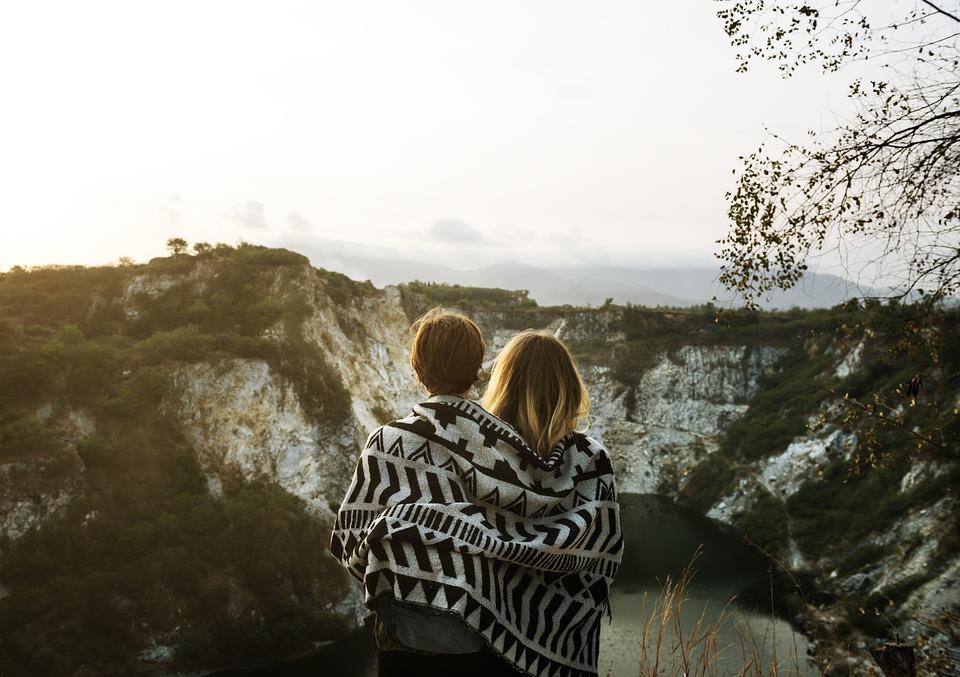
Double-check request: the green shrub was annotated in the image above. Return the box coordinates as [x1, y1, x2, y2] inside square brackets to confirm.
[57, 324, 83, 345]
[245, 298, 284, 333]
[136, 326, 214, 363]
[24, 324, 52, 337]
[0, 413, 63, 460]
[229, 243, 308, 268]
[732, 490, 791, 556]
[40, 338, 65, 360]
[677, 454, 737, 513]
[62, 341, 122, 403]
[94, 367, 171, 421]
[0, 350, 57, 408]
[212, 333, 272, 358]
[76, 435, 115, 468]
[0, 421, 350, 677]
[399, 281, 537, 313]
[787, 454, 909, 560]
[719, 348, 835, 462]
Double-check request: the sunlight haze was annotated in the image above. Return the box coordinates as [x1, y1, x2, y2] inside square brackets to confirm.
[0, 1, 876, 272]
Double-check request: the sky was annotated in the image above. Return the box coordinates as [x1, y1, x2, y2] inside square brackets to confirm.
[0, 1, 894, 272]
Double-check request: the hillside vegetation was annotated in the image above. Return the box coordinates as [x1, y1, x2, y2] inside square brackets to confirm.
[0, 245, 365, 675]
[403, 280, 960, 656]
[1, 248, 957, 674]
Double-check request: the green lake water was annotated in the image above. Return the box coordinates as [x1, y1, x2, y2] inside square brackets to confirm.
[211, 494, 818, 676]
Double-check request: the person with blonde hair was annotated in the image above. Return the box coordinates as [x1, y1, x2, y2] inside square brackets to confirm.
[331, 311, 622, 677]
[481, 329, 591, 460]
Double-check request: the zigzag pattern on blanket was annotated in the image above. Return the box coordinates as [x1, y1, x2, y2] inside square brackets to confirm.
[329, 395, 623, 677]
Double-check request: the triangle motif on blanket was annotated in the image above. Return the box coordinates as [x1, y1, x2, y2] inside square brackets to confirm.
[573, 490, 593, 507]
[397, 573, 419, 599]
[491, 622, 506, 646]
[408, 441, 434, 464]
[479, 606, 496, 632]
[502, 633, 517, 655]
[463, 595, 481, 620]
[421, 579, 442, 605]
[386, 436, 404, 457]
[460, 465, 478, 494]
[330, 397, 623, 677]
[529, 503, 549, 519]
[438, 455, 461, 474]
[478, 485, 500, 506]
[503, 489, 528, 516]
[368, 428, 385, 451]
[594, 479, 610, 501]
[444, 584, 466, 607]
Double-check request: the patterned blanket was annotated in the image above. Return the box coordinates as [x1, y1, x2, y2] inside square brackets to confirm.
[329, 395, 623, 677]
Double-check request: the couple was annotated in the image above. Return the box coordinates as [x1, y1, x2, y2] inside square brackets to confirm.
[330, 309, 623, 677]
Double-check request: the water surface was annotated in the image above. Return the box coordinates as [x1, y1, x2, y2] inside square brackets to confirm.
[212, 494, 818, 676]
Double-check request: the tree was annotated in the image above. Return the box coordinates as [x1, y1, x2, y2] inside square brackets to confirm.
[716, 1, 960, 316]
[117, 256, 136, 267]
[192, 242, 213, 256]
[166, 238, 189, 256]
[715, 2, 960, 463]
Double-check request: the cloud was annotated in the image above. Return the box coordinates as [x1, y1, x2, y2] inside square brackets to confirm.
[156, 193, 181, 226]
[226, 200, 268, 229]
[285, 211, 311, 231]
[157, 206, 181, 225]
[426, 218, 487, 244]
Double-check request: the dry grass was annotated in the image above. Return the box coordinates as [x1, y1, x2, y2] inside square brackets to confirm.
[636, 546, 814, 677]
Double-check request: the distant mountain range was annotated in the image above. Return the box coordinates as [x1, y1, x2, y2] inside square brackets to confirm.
[279, 236, 884, 310]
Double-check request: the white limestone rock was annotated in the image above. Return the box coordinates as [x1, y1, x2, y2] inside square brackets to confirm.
[584, 345, 788, 495]
[758, 429, 856, 498]
[0, 407, 90, 544]
[835, 341, 865, 379]
[706, 428, 856, 524]
[0, 463, 80, 542]
[163, 359, 359, 524]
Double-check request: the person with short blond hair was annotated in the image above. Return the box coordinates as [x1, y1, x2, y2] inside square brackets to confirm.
[331, 311, 622, 677]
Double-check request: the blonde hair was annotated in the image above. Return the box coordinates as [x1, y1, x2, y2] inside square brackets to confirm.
[482, 330, 590, 458]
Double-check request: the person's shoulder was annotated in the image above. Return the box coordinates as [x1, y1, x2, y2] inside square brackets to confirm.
[571, 431, 609, 456]
[362, 419, 402, 448]
[570, 432, 614, 473]
[368, 405, 424, 431]
[362, 408, 435, 451]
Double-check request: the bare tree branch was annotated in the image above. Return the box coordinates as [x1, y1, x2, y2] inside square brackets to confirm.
[920, 0, 960, 24]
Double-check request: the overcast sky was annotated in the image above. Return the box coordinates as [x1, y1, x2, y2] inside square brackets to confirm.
[0, 1, 888, 272]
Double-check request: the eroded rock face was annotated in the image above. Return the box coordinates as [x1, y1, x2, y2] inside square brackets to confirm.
[296, 279, 421, 433]
[586, 345, 789, 495]
[706, 427, 858, 524]
[635, 345, 787, 435]
[484, 327, 791, 496]
[163, 359, 360, 524]
[0, 407, 90, 545]
[159, 269, 424, 527]
[161, 303, 794, 538]
[8, 263, 956, 662]
[0, 459, 81, 543]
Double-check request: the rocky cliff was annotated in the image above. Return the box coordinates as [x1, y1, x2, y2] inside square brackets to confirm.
[1, 247, 956, 675]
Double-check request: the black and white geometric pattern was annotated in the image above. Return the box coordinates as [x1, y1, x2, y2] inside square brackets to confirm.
[330, 395, 623, 677]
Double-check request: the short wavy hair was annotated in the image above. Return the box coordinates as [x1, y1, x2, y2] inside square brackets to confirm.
[410, 307, 485, 396]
